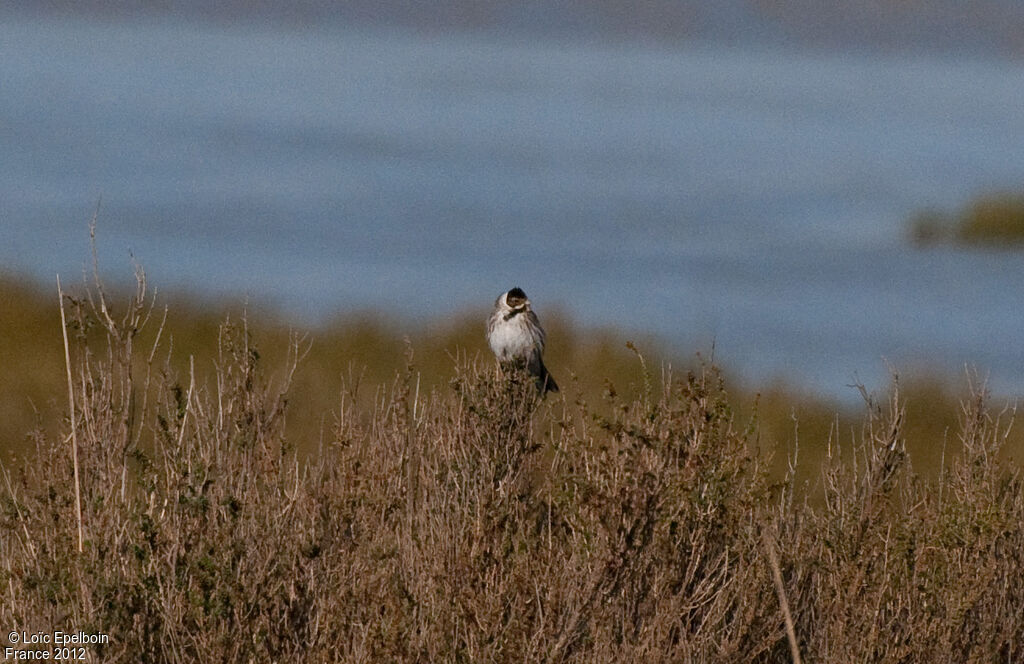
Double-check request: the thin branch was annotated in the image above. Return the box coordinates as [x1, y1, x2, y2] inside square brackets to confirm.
[764, 527, 801, 664]
[58, 274, 84, 554]
[177, 355, 196, 449]
[0, 461, 36, 560]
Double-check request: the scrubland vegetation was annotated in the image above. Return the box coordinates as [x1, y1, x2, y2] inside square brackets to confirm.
[2, 261, 1024, 662]
[910, 191, 1024, 247]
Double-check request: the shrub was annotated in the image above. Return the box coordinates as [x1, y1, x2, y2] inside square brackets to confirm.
[2, 270, 1024, 662]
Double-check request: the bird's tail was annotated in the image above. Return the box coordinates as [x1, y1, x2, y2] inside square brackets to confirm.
[537, 360, 558, 394]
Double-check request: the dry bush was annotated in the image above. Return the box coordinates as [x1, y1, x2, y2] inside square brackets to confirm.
[2, 269, 1024, 663]
[780, 382, 1024, 663]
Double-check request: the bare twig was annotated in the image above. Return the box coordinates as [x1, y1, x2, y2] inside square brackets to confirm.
[764, 527, 802, 664]
[58, 275, 84, 553]
[177, 356, 196, 449]
[0, 462, 36, 560]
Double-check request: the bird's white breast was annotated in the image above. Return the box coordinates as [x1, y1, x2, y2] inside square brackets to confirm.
[488, 315, 542, 362]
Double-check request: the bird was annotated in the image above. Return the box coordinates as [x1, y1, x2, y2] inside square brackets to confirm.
[486, 287, 558, 393]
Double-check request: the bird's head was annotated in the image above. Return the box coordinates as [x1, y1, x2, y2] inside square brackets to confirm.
[503, 287, 529, 311]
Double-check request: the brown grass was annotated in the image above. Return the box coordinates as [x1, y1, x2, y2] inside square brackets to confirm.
[2, 263, 1024, 662]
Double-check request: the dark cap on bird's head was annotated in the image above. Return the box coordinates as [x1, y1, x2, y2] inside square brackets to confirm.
[505, 287, 528, 308]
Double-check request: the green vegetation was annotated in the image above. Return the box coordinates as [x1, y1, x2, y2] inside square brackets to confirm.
[2, 263, 1024, 661]
[910, 191, 1024, 247]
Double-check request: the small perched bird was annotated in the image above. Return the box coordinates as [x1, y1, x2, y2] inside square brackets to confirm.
[486, 287, 558, 393]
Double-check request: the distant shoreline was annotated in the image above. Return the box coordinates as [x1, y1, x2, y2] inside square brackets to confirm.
[4, 1, 1023, 60]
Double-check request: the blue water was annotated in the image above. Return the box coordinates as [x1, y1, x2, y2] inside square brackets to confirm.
[3, 14, 1024, 397]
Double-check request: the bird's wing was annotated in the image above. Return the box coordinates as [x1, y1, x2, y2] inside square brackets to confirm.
[526, 310, 546, 350]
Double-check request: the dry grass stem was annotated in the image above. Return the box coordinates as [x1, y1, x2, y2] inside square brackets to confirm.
[764, 528, 801, 664]
[57, 274, 84, 554]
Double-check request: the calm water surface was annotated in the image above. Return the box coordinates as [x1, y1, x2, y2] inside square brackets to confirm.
[3, 14, 1024, 397]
